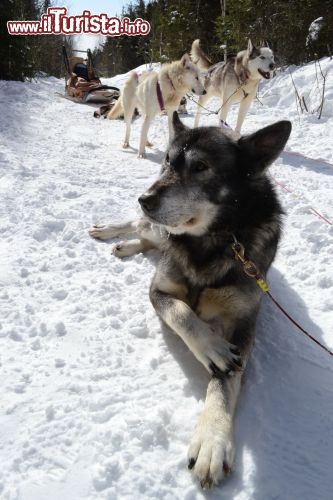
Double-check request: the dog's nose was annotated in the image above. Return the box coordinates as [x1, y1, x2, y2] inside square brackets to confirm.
[192, 88, 206, 95]
[138, 192, 159, 212]
[269, 63, 275, 70]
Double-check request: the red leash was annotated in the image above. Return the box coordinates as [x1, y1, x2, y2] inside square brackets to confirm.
[231, 238, 333, 357]
[266, 291, 333, 356]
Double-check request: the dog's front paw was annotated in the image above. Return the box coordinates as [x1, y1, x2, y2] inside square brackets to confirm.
[192, 326, 242, 376]
[208, 343, 243, 378]
[88, 224, 109, 240]
[88, 224, 120, 241]
[188, 411, 235, 489]
[112, 242, 131, 258]
[112, 239, 146, 258]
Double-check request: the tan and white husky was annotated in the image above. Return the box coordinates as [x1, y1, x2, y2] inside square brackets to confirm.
[108, 54, 205, 157]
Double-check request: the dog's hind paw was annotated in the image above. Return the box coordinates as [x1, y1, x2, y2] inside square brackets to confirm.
[123, 142, 130, 149]
[188, 410, 235, 488]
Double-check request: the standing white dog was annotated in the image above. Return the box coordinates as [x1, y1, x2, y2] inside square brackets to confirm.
[191, 39, 275, 132]
[108, 54, 205, 157]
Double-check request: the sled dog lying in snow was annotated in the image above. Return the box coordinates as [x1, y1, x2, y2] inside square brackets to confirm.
[107, 54, 205, 157]
[89, 113, 291, 489]
[191, 39, 275, 133]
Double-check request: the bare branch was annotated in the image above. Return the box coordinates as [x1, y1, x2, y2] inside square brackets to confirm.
[289, 69, 303, 117]
[318, 70, 327, 120]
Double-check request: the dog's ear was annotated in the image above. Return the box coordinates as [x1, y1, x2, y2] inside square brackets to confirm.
[180, 53, 191, 67]
[247, 39, 260, 57]
[172, 111, 189, 134]
[238, 121, 292, 171]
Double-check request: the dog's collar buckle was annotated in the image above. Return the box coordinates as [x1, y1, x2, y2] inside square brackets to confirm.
[231, 235, 269, 292]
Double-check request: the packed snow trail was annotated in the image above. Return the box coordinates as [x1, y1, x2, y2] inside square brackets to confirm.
[0, 59, 332, 500]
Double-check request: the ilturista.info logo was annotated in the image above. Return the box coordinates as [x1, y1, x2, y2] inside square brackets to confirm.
[7, 7, 151, 36]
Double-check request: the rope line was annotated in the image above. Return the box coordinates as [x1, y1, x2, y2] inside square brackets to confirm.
[270, 174, 332, 226]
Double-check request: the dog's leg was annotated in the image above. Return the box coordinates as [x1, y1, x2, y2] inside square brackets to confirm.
[235, 91, 256, 133]
[167, 110, 178, 144]
[188, 373, 241, 488]
[138, 114, 152, 157]
[120, 74, 139, 149]
[218, 97, 233, 127]
[112, 238, 155, 258]
[188, 319, 254, 488]
[88, 221, 139, 240]
[150, 269, 242, 375]
[122, 87, 137, 148]
[194, 93, 210, 127]
[123, 104, 136, 149]
[89, 219, 163, 257]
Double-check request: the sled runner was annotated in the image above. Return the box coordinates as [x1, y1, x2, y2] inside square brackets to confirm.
[62, 46, 120, 104]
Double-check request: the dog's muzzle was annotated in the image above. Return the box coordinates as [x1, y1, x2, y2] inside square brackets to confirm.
[258, 68, 272, 79]
[138, 191, 159, 214]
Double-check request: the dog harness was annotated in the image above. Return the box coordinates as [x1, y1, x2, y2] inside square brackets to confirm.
[156, 81, 165, 111]
[156, 74, 177, 112]
[206, 60, 249, 100]
[206, 61, 225, 78]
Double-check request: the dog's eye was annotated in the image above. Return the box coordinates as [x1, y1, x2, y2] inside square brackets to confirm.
[260, 55, 265, 60]
[192, 161, 209, 173]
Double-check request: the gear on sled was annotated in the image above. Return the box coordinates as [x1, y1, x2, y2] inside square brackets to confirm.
[62, 46, 120, 104]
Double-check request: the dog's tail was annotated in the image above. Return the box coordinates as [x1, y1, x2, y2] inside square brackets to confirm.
[107, 95, 124, 119]
[190, 39, 212, 70]
[107, 71, 139, 120]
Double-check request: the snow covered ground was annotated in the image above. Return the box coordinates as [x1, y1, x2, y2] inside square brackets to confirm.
[0, 58, 332, 500]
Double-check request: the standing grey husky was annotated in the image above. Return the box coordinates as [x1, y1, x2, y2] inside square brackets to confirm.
[191, 39, 275, 132]
[89, 113, 291, 489]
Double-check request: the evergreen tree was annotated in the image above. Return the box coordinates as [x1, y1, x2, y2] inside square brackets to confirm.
[214, 0, 333, 64]
[1, 0, 332, 81]
[0, 0, 39, 80]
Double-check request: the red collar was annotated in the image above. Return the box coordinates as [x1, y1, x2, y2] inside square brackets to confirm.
[166, 72, 176, 91]
[156, 81, 165, 111]
[156, 73, 177, 112]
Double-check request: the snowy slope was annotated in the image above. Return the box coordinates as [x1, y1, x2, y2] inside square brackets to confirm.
[0, 58, 332, 500]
